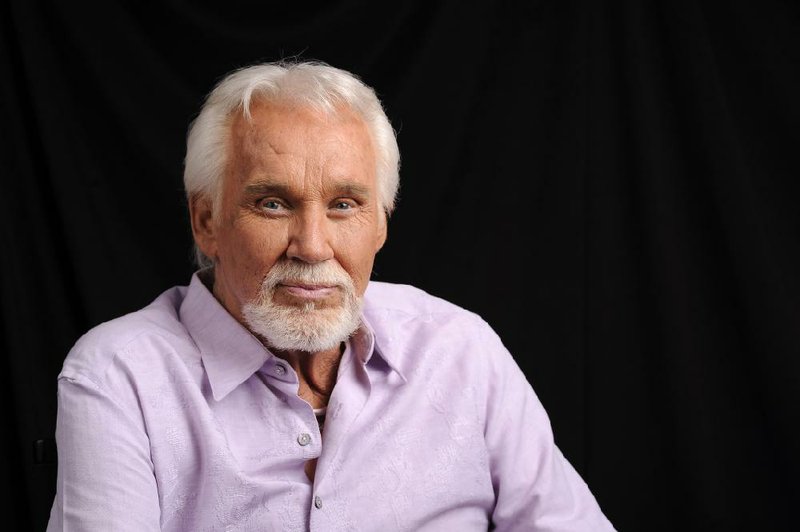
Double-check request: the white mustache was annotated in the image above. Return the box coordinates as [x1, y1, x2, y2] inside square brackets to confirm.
[262, 261, 354, 291]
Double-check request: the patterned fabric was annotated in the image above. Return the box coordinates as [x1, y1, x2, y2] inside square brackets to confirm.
[48, 274, 615, 531]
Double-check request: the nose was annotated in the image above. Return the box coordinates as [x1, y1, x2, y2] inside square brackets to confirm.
[286, 208, 334, 264]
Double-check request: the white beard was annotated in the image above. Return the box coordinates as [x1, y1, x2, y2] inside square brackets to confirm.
[241, 260, 362, 352]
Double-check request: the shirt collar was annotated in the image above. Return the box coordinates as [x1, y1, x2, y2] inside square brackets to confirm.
[359, 311, 407, 382]
[179, 273, 273, 401]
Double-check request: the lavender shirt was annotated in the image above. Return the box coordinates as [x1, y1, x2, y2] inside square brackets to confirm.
[48, 274, 614, 531]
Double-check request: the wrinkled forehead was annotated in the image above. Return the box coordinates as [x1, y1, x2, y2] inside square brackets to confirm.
[229, 99, 373, 156]
[223, 100, 378, 192]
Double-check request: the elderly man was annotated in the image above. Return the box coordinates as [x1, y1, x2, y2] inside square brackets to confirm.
[48, 61, 614, 531]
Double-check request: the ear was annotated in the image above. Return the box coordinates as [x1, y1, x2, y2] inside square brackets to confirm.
[189, 194, 218, 261]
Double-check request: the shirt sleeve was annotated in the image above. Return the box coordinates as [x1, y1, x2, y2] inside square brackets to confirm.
[479, 322, 616, 531]
[47, 373, 161, 531]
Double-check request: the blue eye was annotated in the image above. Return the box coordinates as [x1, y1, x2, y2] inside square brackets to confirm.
[261, 200, 282, 210]
[334, 202, 352, 210]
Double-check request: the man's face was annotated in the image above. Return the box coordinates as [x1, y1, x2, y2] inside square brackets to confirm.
[191, 100, 387, 350]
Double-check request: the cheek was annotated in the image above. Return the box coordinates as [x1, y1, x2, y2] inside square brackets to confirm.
[333, 225, 380, 291]
[220, 221, 287, 274]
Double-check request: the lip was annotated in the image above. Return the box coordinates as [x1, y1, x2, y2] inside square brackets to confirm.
[278, 283, 337, 299]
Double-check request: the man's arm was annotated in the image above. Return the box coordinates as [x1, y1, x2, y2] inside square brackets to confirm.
[47, 374, 161, 531]
[479, 322, 616, 531]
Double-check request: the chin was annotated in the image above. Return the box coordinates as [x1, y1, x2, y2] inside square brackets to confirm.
[242, 259, 363, 352]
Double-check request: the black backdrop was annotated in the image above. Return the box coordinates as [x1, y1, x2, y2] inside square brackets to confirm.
[2, 1, 799, 530]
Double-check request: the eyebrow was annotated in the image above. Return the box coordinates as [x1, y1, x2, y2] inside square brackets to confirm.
[243, 180, 372, 199]
[243, 182, 291, 197]
[329, 182, 371, 198]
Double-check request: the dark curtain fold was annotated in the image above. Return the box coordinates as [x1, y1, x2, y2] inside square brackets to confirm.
[1, 1, 798, 530]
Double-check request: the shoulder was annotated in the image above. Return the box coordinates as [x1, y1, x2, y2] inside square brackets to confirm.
[363, 281, 488, 341]
[60, 285, 193, 385]
[364, 283, 532, 430]
[363, 281, 510, 372]
[364, 281, 476, 319]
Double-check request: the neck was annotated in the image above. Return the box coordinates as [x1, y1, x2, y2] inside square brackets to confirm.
[275, 344, 343, 408]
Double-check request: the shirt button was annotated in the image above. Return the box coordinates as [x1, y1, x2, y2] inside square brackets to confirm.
[274, 364, 286, 376]
[297, 433, 312, 446]
[314, 495, 323, 509]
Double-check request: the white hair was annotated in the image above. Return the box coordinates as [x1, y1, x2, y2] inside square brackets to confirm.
[184, 61, 400, 265]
